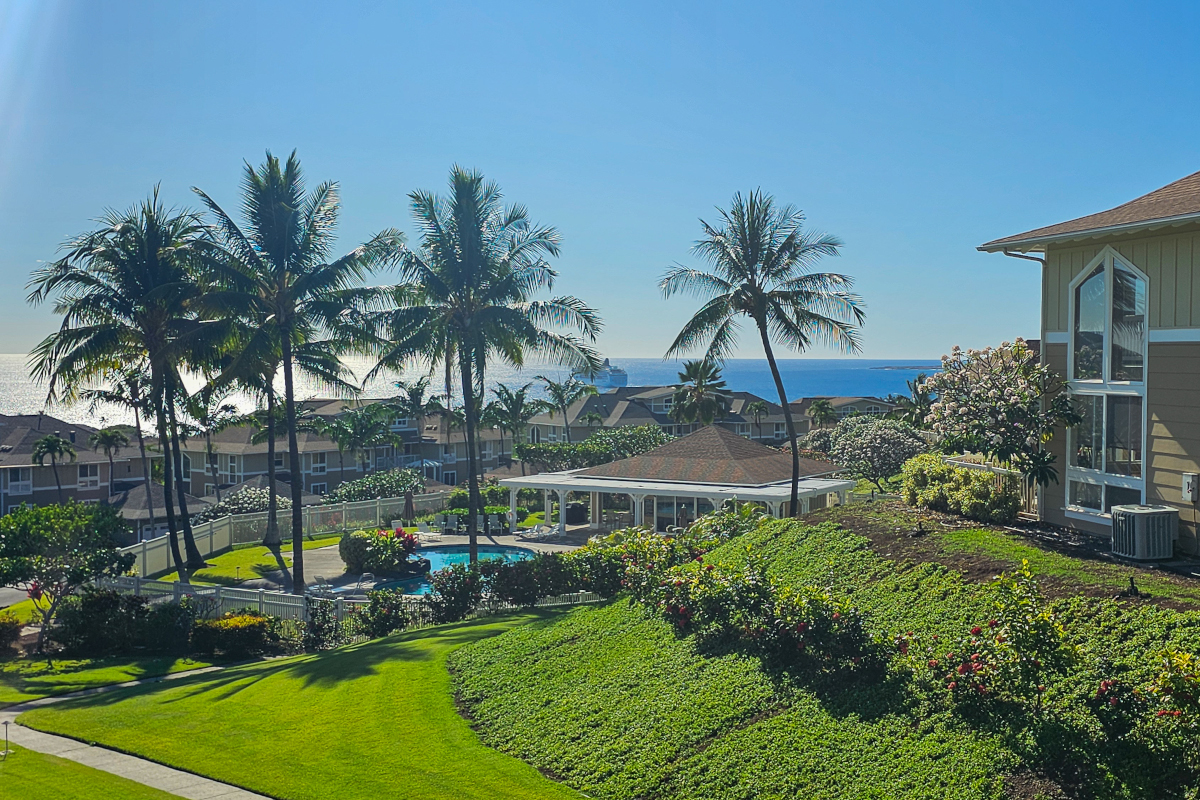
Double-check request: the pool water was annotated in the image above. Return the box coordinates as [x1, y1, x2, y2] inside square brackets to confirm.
[375, 545, 535, 595]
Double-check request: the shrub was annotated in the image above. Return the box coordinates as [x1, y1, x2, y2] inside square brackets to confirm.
[829, 416, 926, 491]
[485, 553, 576, 607]
[339, 529, 419, 574]
[51, 587, 197, 656]
[564, 546, 626, 598]
[192, 487, 289, 524]
[799, 427, 834, 455]
[353, 589, 415, 638]
[900, 453, 1021, 524]
[443, 505, 528, 519]
[424, 562, 484, 624]
[0, 610, 21, 653]
[323, 468, 424, 504]
[304, 597, 343, 651]
[515, 425, 672, 471]
[190, 611, 276, 658]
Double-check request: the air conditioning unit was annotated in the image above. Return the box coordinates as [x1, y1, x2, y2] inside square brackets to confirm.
[1111, 505, 1177, 560]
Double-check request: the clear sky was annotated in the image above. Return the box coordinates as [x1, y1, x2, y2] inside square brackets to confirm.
[2, 0, 1198, 360]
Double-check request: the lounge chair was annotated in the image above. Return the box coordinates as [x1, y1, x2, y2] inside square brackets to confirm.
[486, 514, 501, 534]
[445, 514, 459, 534]
[416, 522, 442, 543]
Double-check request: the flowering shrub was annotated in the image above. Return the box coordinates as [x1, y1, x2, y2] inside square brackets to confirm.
[339, 528, 419, 574]
[484, 553, 575, 607]
[1089, 678, 1149, 737]
[321, 468, 424, 504]
[352, 589, 415, 638]
[425, 562, 485, 623]
[1149, 649, 1200, 729]
[798, 427, 834, 456]
[515, 425, 672, 471]
[900, 453, 1021, 524]
[829, 417, 926, 491]
[0, 610, 21, 651]
[921, 339, 1080, 486]
[562, 546, 626, 597]
[190, 611, 279, 658]
[191, 487, 290, 524]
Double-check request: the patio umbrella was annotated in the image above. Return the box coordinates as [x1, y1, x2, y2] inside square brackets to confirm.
[403, 488, 416, 522]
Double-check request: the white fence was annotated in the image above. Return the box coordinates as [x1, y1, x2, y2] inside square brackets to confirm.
[944, 457, 1038, 519]
[97, 575, 603, 627]
[125, 490, 453, 579]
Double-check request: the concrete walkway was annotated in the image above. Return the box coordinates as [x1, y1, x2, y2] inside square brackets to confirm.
[2, 667, 272, 799]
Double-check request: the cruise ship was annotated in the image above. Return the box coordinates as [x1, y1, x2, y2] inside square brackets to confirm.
[579, 358, 628, 388]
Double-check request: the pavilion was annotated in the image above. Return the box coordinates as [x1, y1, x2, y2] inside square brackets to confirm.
[499, 425, 855, 534]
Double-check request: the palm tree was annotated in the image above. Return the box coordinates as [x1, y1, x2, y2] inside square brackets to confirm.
[32, 434, 76, 503]
[660, 189, 865, 516]
[318, 404, 399, 474]
[390, 377, 445, 454]
[27, 188, 220, 577]
[489, 382, 548, 472]
[746, 399, 769, 440]
[88, 426, 130, 498]
[580, 411, 604, 432]
[807, 398, 838, 429]
[893, 373, 934, 428]
[536, 376, 598, 444]
[670, 359, 731, 426]
[184, 384, 241, 504]
[194, 151, 400, 592]
[83, 367, 157, 531]
[369, 167, 601, 562]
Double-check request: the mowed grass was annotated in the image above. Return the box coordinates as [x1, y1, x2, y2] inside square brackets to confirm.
[0, 744, 178, 800]
[0, 656, 212, 708]
[20, 614, 584, 800]
[157, 538, 338, 585]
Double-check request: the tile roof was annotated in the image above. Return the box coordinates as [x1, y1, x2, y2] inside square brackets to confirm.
[980, 170, 1200, 251]
[106, 482, 211, 521]
[0, 413, 119, 468]
[578, 425, 838, 486]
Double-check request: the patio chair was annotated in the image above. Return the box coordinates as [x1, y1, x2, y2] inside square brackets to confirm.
[446, 514, 459, 534]
[476, 514, 486, 533]
[416, 522, 441, 543]
[308, 576, 335, 598]
[486, 514, 501, 534]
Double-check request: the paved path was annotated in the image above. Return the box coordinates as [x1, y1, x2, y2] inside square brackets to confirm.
[3, 667, 272, 799]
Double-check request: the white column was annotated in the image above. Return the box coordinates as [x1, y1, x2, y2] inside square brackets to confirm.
[543, 490, 551, 526]
[509, 487, 518, 533]
[631, 494, 644, 525]
[767, 502, 781, 518]
[590, 492, 601, 530]
[555, 490, 568, 536]
[801, 497, 811, 515]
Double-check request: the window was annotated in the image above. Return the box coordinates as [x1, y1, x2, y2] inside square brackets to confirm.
[9, 468, 31, 495]
[274, 454, 284, 469]
[311, 452, 326, 475]
[774, 422, 786, 439]
[443, 471, 457, 486]
[78, 464, 99, 489]
[311, 483, 327, 495]
[735, 423, 750, 437]
[529, 427, 541, 444]
[1066, 248, 1147, 519]
[205, 483, 215, 496]
[222, 454, 240, 483]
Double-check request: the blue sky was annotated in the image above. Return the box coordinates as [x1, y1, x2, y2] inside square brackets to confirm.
[2, 0, 1198, 360]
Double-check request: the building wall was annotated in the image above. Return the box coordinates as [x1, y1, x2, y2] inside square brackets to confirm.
[1, 458, 146, 514]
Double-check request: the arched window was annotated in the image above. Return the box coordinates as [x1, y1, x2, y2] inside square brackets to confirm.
[1066, 248, 1147, 519]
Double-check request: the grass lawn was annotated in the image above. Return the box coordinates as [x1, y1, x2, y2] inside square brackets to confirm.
[0, 599, 37, 624]
[0, 656, 212, 708]
[520, 511, 544, 527]
[157, 539, 339, 585]
[0, 744, 178, 800]
[20, 614, 584, 800]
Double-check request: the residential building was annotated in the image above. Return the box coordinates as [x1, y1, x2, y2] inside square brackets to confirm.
[0, 413, 150, 514]
[525, 386, 792, 445]
[980, 169, 1200, 555]
[106, 482, 210, 542]
[789, 396, 901, 435]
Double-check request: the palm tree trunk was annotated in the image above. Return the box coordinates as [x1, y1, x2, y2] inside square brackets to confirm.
[561, 403, 572, 443]
[166, 385, 205, 568]
[131, 384, 155, 540]
[757, 322, 800, 517]
[51, 460, 62, 503]
[107, 453, 116, 498]
[280, 332, 306, 593]
[206, 433, 221, 505]
[263, 388, 281, 548]
[153, 401, 187, 581]
[458, 356, 481, 563]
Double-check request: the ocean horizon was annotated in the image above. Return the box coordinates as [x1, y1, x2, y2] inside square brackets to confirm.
[0, 354, 940, 427]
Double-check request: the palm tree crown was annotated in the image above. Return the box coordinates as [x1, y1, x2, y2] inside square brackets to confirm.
[32, 434, 76, 503]
[660, 189, 865, 515]
[745, 399, 769, 439]
[89, 426, 130, 498]
[807, 398, 838, 429]
[670, 359, 731, 426]
[535, 375, 598, 444]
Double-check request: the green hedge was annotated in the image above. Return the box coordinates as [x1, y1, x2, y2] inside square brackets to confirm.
[900, 453, 1021, 524]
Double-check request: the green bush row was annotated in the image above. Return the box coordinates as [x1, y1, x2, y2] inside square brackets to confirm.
[900, 453, 1021, 524]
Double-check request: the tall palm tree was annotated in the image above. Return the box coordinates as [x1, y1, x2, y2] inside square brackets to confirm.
[184, 384, 241, 504]
[580, 411, 604, 431]
[807, 398, 838, 429]
[670, 359, 731, 426]
[88, 426, 130, 498]
[893, 372, 934, 428]
[369, 167, 601, 562]
[535, 375, 598, 444]
[390, 377, 445, 455]
[489, 382, 549, 472]
[318, 404, 400, 474]
[660, 189, 865, 516]
[27, 188, 220, 577]
[83, 367, 157, 532]
[746, 399, 769, 440]
[32, 434, 75, 503]
[194, 151, 399, 592]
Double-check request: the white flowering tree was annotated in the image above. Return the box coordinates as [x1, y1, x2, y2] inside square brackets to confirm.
[829, 416, 926, 490]
[922, 339, 1080, 487]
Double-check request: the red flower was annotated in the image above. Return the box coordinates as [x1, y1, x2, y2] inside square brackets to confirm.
[1109, 697, 1118, 706]
[947, 681, 957, 690]
[928, 659, 939, 668]
[987, 619, 998, 628]
[28, 582, 41, 601]
[970, 626, 982, 635]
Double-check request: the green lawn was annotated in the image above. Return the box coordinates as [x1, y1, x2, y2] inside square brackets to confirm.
[0, 599, 37, 624]
[0, 744, 178, 800]
[20, 614, 584, 800]
[157, 539, 338, 585]
[0, 656, 212, 708]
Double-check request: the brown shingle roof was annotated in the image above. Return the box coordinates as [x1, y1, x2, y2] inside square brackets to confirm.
[0, 414, 118, 468]
[578, 425, 838, 486]
[980, 170, 1200, 251]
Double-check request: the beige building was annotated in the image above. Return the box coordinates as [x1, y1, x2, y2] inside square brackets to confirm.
[981, 169, 1200, 555]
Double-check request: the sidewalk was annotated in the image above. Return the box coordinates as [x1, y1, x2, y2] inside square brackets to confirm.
[2, 667, 272, 800]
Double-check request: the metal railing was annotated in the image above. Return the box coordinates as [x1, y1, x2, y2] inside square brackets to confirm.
[124, 490, 453, 579]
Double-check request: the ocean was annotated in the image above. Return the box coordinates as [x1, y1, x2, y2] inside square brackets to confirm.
[0, 354, 940, 427]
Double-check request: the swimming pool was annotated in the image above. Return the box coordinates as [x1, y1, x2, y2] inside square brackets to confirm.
[375, 545, 535, 595]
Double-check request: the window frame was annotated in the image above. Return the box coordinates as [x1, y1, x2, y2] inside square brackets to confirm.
[1064, 247, 1149, 522]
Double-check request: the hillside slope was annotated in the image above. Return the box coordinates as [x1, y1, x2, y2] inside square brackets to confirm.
[452, 519, 1200, 800]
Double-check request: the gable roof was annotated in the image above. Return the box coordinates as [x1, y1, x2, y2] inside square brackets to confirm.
[578, 425, 838, 486]
[106, 481, 211, 521]
[980, 170, 1200, 252]
[0, 413, 121, 469]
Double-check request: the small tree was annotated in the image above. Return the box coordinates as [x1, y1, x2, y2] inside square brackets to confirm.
[829, 416, 926, 491]
[807, 399, 838, 429]
[0, 501, 134, 652]
[88, 426, 130, 498]
[671, 360, 731, 426]
[923, 339, 1080, 487]
[32, 434, 76, 503]
[745, 400, 769, 439]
